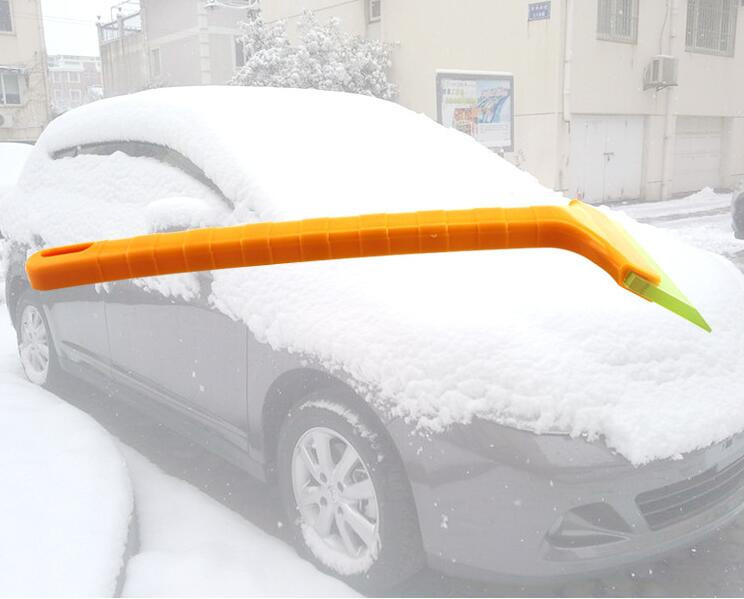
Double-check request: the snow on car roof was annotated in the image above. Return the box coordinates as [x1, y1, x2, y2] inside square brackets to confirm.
[37, 86, 565, 218]
[6, 86, 744, 465]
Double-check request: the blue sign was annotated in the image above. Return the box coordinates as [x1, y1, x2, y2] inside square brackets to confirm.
[528, 1, 551, 21]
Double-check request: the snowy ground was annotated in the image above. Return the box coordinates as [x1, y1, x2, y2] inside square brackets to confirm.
[0, 308, 354, 597]
[121, 447, 354, 597]
[3, 187, 744, 597]
[0, 310, 132, 596]
[618, 188, 744, 259]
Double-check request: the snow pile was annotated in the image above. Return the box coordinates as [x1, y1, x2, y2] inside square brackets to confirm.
[622, 188, 744, 258]
[0, 311, 133, 596]
[0, 142, 32, 192]
[122, 448, 354, 597]
[3, 87, 744, 464]
[622, 187, 731, 222]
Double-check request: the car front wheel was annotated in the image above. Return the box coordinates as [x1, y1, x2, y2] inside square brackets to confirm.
[277, 393, 424, 593]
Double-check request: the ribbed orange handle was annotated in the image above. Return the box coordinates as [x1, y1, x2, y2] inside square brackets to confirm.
[26, 200, 660, 292]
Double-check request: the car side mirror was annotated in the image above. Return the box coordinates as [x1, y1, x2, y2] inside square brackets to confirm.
[146, 196, 225, 234]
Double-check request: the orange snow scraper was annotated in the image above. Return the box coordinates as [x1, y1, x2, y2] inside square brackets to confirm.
[26, 199, 711, 332]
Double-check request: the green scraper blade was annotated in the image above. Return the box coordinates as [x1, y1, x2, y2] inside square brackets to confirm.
[624, 252, 711, 333]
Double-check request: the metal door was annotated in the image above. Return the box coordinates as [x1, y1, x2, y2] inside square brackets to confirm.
[570, 115, 643, 203]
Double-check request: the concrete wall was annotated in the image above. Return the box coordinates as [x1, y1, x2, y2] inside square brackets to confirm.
[0, 0, 49, 142]
[142, 0, 244, 87]
[143, 0, 198, 39]
[151, 34, 202, 86]
[261, 0, 367, 37]
[100, 28, 149, 96]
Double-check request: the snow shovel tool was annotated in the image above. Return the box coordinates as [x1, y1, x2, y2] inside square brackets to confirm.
[25, 199, 711, 332]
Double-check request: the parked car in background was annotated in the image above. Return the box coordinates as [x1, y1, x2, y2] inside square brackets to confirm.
[4, 87, 744, 593]
[732, 191, 744, 239]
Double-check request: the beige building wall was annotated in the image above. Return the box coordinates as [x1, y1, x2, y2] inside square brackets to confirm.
[262, 0, 744, 201]
[141, 0, 245, 87]
[0, 0, 49, 142]
[99, 10, 150, 97]
[380, 0, 565, 190]
[262, 0, 368, 37]
[569, 0, 744, 200]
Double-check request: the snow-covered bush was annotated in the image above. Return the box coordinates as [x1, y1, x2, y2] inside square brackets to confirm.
[231, 9, 397, 101]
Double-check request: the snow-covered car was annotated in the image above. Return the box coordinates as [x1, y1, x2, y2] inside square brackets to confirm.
[4, 87, 744, 592]
[732, 191, 744, 239]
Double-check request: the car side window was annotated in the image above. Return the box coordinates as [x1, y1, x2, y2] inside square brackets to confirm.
[51, 140, 232, 208]
[39, 141, 234, 302]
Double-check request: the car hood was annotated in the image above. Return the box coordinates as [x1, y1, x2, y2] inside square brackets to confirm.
[210, 211, 744, 466]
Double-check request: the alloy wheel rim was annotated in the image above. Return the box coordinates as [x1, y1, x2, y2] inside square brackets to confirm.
[291, 426, 381, 569]
[19, 305, 50, 385]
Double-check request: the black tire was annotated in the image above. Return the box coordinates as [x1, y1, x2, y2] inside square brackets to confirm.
[277, 391, 424, 593]
[15, 291, 63, 389]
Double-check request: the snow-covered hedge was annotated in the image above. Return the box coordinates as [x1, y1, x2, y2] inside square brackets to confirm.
[231, 10, 397, 100]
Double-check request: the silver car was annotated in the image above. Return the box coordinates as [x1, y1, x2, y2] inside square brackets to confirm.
[4, 88, 744, 593]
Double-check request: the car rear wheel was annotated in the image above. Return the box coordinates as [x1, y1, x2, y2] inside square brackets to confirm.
[277, 393, 424, 593]
[16, 293, 61, 388]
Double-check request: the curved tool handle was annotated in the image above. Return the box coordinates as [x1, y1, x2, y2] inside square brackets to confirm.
[27, 200, 659, 293]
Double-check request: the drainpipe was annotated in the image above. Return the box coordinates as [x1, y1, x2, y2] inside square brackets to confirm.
[559, 0, 574, 193]
[35, 0, 51, 129]
[562, 0, 574, 124]
[197, 0, 212, 85]
[660, 0, 678, 201]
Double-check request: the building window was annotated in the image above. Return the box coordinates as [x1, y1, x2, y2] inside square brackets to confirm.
[67, 71, 81, 83]
[52, 71, 63, 83]
[686, 0, 738, 56]
[69, 89, 82, 105]
[0, 72, 21, 104]
[368, 0, 381, 22]
[597, 0, 639, 43]
[234, 38, 246, 69]
[53, 88, 63, 104]
[0, 0, 12, 32]
[150, 48, 161, 78]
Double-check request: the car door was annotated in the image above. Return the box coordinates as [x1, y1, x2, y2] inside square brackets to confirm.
[89, 142, 249, 437]
[175, 272, 249, 435]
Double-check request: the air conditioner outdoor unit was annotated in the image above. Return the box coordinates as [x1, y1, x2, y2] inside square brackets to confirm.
[644, 55, 678, 91]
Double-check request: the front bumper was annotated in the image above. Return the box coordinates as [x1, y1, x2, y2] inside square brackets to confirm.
[388, 418, 744, 584]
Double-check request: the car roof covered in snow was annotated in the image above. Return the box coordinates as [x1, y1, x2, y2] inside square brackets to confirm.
[37, 86, 564, 220]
